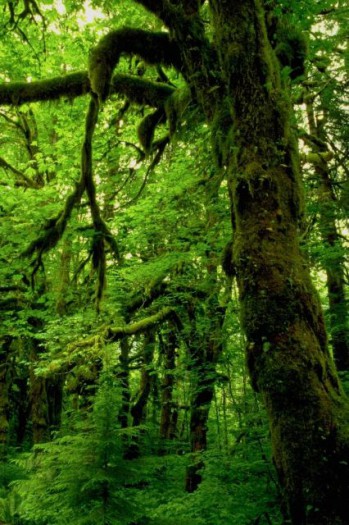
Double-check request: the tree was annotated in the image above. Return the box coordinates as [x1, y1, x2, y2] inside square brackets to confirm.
[1, 1, 349, 524]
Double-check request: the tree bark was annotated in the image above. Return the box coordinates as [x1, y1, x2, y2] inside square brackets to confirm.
[29, 343, 49, 444]
[305, 101, 349, 372]
[205, 2, 349, 523]
[0, 337, 12, 453]
[125, 331, 155, 459]
[118, 337, 131, 430]
[159, 328, 177, 441]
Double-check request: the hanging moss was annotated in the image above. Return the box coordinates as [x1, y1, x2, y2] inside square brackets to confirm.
[164, 87, 192, 137]
[137, 108, 166, 154]
[210, 97, 234, 168]
[267, 14, 308, 81]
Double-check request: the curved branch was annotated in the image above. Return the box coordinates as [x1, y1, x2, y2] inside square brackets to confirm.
[88, 28, 182, 101]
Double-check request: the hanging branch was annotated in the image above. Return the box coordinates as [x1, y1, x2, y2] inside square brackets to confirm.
[3, 28, 186, 298]
[121, 135, 170, 208]
[81, 94, 120, 309]
[22, 97, 97, 275]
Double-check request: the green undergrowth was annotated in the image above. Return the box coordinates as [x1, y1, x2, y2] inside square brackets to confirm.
[0, 428, 281, 525]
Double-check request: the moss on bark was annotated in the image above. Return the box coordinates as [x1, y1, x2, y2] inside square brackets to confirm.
[205, 1, 349, 523]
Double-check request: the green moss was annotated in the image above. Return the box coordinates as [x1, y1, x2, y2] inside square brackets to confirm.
[88, 28, 181, 101]
[137, 108, 166, 154]
[210, 97, 234, 168]
[164, 87, 191, 137]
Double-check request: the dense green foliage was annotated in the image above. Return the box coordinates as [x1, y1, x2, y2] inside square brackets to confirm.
[0, 1, 348, 524]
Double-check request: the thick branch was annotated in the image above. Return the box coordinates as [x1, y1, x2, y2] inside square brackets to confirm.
[301, 151, 334, 165]
[88, 28, 182, 100]
[0, 72, 90, 106]
[113, 74, 175, 106]
[107, 307, 176, 340]
[0, 72, 175, 107]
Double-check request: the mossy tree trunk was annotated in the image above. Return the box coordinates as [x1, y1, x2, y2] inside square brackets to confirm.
[118, 337, 131, 430]
[203, 1, 349, 523]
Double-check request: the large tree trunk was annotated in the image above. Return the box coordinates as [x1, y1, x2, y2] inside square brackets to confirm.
[205, 1, 349, 523]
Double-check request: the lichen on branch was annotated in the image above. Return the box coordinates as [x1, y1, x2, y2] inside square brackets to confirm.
[43, 307, 178, 376]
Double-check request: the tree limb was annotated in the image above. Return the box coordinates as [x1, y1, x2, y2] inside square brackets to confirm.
[88, 28, 182, 101]
[0, 72, 90, 106]
[0, 72, 175, 107]
[107, 307, 177, 340]
[0, 156, 40, 188]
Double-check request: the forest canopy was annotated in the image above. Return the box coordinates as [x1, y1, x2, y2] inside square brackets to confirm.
[0, 1, 348, 525]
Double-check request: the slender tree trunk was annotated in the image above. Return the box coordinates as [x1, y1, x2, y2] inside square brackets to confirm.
[131, 331, 155, 427]
[185, 228, 226, 491]
[126, 331, 155, 459]
[118, 337, 131, 429]
[159, 329, 177, 441]
[0, 337, 11, 453]
[305, 102, 349, 371]
[29, 343, 49, 444]
[203, 2, 349, 523]
[183, 173, 226, 491]
[46, 377, 63, 431]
